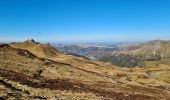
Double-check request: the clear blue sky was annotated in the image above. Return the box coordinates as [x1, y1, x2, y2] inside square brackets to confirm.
[0, 0, 170, 42]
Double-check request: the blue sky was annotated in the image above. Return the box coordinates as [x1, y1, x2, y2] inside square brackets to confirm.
[0, 0, 170, 42]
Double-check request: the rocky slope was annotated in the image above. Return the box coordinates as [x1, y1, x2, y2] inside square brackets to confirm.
[0, 41, 170, 100]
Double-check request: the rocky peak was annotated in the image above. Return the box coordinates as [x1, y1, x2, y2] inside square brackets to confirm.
[24, 38, 40, 44]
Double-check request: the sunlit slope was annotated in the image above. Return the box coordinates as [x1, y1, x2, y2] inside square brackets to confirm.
[0, 41, 168, 99]
[10, 40, 60, 58]
[127, 40, 170, 59]
[9, 40, 170, 84]
[99, 40, 170, 67]
[10, 40, 121, 78]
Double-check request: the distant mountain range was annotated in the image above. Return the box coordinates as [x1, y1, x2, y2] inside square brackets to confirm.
[53, 40, 170, 67]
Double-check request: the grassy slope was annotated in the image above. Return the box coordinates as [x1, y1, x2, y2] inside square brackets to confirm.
[0, 42, 168, 99]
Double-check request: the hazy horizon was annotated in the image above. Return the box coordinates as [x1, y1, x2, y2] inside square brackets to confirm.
[1, 38, 169, 45]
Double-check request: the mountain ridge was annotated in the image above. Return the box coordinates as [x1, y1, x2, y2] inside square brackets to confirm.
[0, 40, 170, 99]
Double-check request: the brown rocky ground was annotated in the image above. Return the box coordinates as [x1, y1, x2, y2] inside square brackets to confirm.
[0, 42, 170, 100]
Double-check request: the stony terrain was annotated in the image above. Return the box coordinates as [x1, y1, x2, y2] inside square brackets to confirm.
[0, 40, 170, 100]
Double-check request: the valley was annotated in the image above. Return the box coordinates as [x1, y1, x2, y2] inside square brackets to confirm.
[54, 40, 170, 67]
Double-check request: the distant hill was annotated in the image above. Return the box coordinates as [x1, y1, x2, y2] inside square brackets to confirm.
[10, 39, 60, 58]
[99, 40, 170, 67]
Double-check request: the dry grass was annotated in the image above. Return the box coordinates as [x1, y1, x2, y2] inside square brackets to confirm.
[0, 43, 170, 99]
